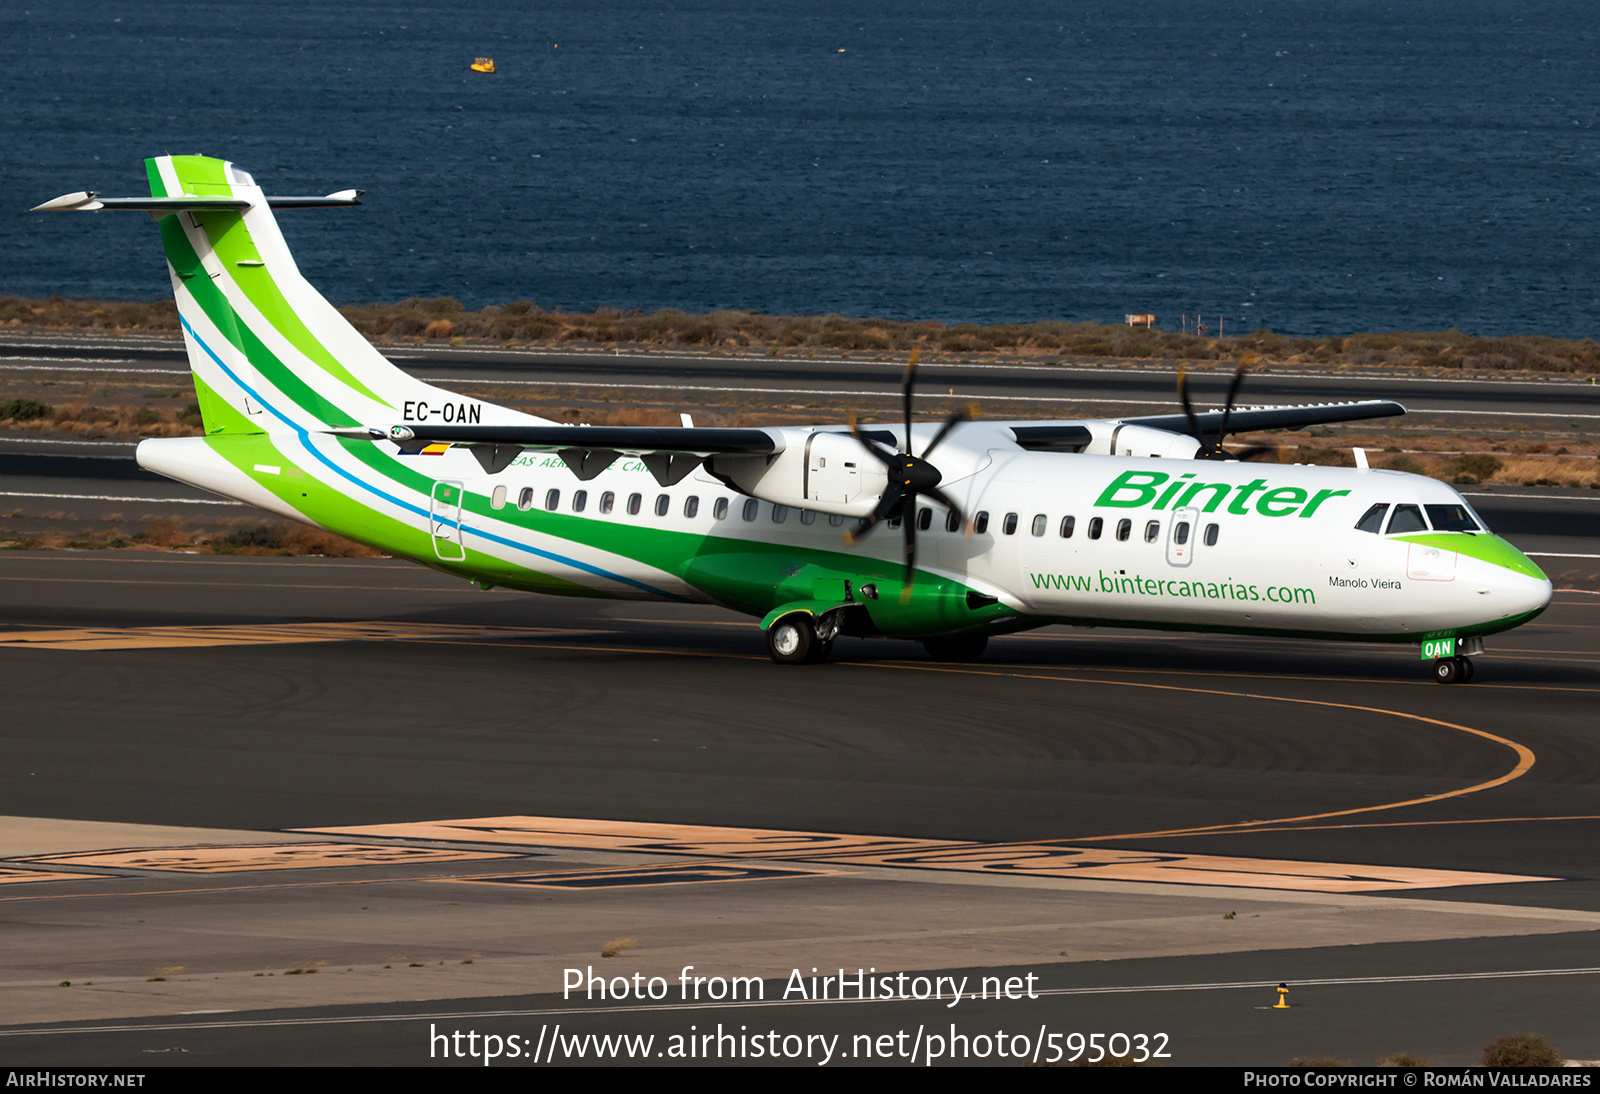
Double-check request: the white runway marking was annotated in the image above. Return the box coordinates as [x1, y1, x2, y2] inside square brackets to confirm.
[0, 491, 242, 505]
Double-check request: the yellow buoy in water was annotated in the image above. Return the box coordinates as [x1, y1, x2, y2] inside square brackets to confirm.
[471, 57, 496, 74]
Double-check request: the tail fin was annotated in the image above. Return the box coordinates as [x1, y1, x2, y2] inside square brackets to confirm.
[53, 155, 535, 435]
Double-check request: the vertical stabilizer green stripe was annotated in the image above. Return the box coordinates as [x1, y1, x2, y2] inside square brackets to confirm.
[158, 210, 357, 429]
[161, 156, 390, 409]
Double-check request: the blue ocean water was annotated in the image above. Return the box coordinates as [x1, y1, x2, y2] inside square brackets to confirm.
[3, 1, 1598, 336]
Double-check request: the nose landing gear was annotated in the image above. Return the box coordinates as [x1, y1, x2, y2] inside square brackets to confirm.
[1432, 656, 1476, 685]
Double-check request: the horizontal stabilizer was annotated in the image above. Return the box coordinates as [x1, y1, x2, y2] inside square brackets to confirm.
[1127, 399, 1405, 438]
[31, 190, 363, 213]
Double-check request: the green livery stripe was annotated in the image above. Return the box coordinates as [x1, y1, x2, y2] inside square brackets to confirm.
[156, 156, 389, 412]
[205, 435, 601, 598]
[167, 155, 230, 191]
[160, 218, 357, 428]
[191, 373, 260, 435]
[193, 212, 390, 408]
[1396, 533, 1547, 580]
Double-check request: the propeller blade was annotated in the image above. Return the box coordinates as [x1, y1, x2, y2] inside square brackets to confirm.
[901, 349, 920, 454]
[1216, 361, 1250, 448]
[847, 412, 900, 469]
[843, 484, 903, 545]
[923, 485, 973, 539]
[921, 403, 975, 460]
[1176, 362, 1205, 447]
[901, 490, 918, 602]
[1226, 443, 1284, 463]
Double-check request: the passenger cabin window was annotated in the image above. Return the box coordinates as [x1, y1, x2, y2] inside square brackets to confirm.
[1355, 503, 1389, 534]
[572, 490, 587, 513]
[829, 513, 845, 527]
[600, 491, 615, 514]
[945, 510, 961, 533]
[683, 496, 699, 518]
[1031, 514, 1047, 537]
[742, 498, 759, 521]
[1174, 521, 1190, 545]
[772, 505, 788, 523]
[800, 508, 816, 525]
[544, 489, 560, 511]
[1204, 523, 1219, 547]
[1426, 504, 1481, 532]
[713, 497, 729, 520]
[627, 492, 642, 516]
[1088, 517, 1103, 540]
[974, 511, 990, 534]
[518, 487, 534, 511]
[1144, 520, 1160, 543]
[655, 494, 670, 517]
[1385, 504, 1427, 534]
[491, 485, 507, 510]
[917, 508, 931, 531]
[1116, 518, 1132, 542]
[1060, 515, 1075, 538]
[1003, 512, 1019, 536]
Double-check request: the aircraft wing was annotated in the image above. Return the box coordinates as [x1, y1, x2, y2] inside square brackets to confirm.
[1123, 398, 1405, 437]
[364, 423, 900, 484]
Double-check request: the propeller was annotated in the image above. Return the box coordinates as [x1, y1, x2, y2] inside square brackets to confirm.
[1176, 361, 1281, 462]
[842, 350, 978, 599]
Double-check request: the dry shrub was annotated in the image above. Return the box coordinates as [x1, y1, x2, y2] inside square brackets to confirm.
[423, 319, 455, 339]
[140, 517, 188, 547]
[600, 937, 636, 958]
[1497, 457, 1593, 487]
[278, 525, 383, 557]
[1480, 1033, 1562, 1067]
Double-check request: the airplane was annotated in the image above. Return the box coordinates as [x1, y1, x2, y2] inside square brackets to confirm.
[33, 156, 1552, 683]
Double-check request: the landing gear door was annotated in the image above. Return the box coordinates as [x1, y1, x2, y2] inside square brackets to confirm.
[1166, 507, 1198, 567]
[431, 479, 466, 561]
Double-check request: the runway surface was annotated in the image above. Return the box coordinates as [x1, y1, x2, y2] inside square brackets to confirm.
[1, 553, 1599, 1065]
[5, 332, 1600, 421]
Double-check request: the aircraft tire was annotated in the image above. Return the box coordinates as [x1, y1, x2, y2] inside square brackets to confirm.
[1458, 656, 1476, 683]
[766, 613, 817, 665]
[923, 635, 989, 662]
[1432, 657, 1460, 685]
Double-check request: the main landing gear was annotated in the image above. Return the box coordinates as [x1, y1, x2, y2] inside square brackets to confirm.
[765, 612, 833, 665]
[764, 613, 990, 666]
[1432, 656, 1476, 685]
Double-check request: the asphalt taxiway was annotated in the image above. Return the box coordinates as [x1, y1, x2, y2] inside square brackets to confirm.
[2, 552, 1600, 1064]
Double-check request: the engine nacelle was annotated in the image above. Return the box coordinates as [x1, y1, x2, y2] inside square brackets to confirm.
[708, 429, 888, 517]
[1079, 422, 1203, 459]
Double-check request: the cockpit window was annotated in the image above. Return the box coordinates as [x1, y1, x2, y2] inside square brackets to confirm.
[1425, 504, 1482, 532]
[1385, 504, 1428, 534]
[1355, 503, 1388, 534]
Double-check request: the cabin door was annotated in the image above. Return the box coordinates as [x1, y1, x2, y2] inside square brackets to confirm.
[1165, 507, 1198, 567]
[430, 479, 466, 561]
